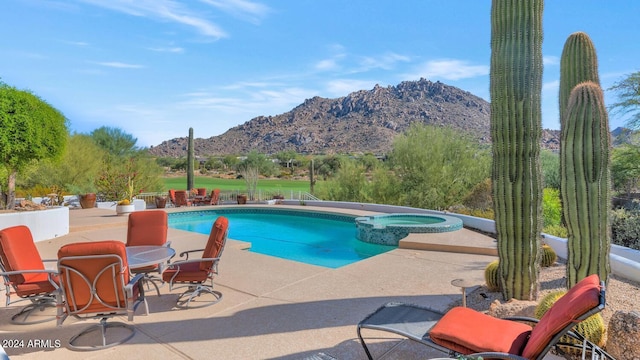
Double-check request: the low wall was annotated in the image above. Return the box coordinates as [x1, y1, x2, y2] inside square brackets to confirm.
[287, 200, 640, 283]
[0, 206, 69, 242]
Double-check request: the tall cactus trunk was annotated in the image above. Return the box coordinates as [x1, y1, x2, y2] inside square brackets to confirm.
[309, 159, 316, 194]
[490, 0, 544, 300]
[187, 127, 194, 192]
[559, 32, 600, 126]
[561, 82, 611, 288]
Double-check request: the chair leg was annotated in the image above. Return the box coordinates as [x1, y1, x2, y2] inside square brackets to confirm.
[10, 297, 57, 325]
[68, 318, 135, 351]
[175, 285, 222, 309]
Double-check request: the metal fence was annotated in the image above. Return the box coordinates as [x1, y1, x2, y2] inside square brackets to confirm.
[137, 190, 320, 208]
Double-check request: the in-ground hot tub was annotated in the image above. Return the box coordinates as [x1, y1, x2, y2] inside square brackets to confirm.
[355, 213, 463, 245]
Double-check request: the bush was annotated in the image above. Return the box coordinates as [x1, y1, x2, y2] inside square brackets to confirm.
[542, 188, 562, 227]
[542, 224, 568, 238]
[611, 208, 640, 250]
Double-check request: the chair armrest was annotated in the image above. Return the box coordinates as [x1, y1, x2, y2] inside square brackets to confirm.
[124, 273, 146, 298]
[178, 249, 204, 260]
[0, 269, 58, 276]
[168, 257, 220, 268]
[503, 316, 540, 324]
[0, 269, 59, 290]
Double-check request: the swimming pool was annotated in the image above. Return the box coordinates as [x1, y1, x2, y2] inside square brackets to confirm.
[168, 208, 395, 268]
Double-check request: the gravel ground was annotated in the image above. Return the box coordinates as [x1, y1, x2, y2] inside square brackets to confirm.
[458, 260, 640, 325]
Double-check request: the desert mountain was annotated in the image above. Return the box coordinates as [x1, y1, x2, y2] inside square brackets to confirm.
[149, 78, 561, 157]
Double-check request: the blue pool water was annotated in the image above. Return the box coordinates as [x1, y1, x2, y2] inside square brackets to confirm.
[168, 209, 395, 268]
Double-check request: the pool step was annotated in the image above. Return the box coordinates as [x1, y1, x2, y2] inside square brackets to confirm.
[399, 228, 498, 256]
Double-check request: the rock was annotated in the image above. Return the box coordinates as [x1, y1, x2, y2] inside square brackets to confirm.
[487, 298, 537, 319]
[606, 310, 640, 360]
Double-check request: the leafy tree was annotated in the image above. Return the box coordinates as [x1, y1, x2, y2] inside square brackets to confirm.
[357, 154, 382, 172]
[609, 71, 640, 129]
[30, 134, 105, 195]
[316, 155, 345, 180]
[0, 82, 68, 209]
[389, 124, 490, 210]
[236, 151, 276, 199]
[316, 159, 368, 202]
[540, 149, 560, 189]
[90, 126, 138, 156]
[222, 154, 240, 170]
[611, 144, 640, 196]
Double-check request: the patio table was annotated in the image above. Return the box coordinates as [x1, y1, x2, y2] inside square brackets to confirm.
[126, 245, 175, 269]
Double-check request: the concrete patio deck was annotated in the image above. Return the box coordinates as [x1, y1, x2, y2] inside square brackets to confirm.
[1, 205, 499, 360]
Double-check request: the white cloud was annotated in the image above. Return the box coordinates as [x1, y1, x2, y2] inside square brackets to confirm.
[148, 47, 184, 53]
[410, 59, 489, 81]
[315, 59, 340, 71]
[199, 0, 271, 24]
[78, 0, 228, 39]
[358, 52, 411, 72]
[543, 55, 560, 66]
[95, 61, 145, 69]
[325, 79, 378, 96]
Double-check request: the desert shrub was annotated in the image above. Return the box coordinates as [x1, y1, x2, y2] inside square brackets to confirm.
[610, 208, 640, 250]
[542, 224, 568, 238]
[462, 178, 492, 210]
[448, 205, 495, 220]
[542, 188, 562, 227]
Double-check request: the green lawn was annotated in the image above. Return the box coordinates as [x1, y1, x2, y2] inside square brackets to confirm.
[162, 176, 312, 193]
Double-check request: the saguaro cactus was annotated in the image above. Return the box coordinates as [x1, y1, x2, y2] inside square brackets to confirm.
[559, 32, 600, 125]
[561, 82, 611, 287]
[187, 127, 194, 192]
[490, 0, 544, 300]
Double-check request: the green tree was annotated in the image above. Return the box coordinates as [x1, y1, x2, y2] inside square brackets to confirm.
[236, 151, 276, 199]
[316, 159, 368, 202]
[609, 71, 640, 129]
[540, 150, 560, 189]
[90, 126, 138, 156]
[0, 82, 68, 209]
[389, 124, 490, 210]
[31, 134, 105, 195]
[611, 145, 640, 196]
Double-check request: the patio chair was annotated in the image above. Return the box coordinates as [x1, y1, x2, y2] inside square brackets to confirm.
[126, 210, 171, 295]
[57, 240, 148, 351]
[0, 225, 59, 324]
[162, 216, 228, 309]
[357, 274, 615, 360]
[174, 190, 192, 207]
[208, 188, 220, 205]
[168, 189, 176, 207]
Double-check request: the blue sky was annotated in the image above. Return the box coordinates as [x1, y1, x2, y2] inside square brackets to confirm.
[1, 1, 639, 148]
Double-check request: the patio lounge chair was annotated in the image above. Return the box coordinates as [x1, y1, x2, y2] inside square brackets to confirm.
[126, 210, 171, 295]
[162, 216, 228, 308]
[56, 240, 148, 351]
[357, 274, 615, 360]
[0, 225, 59, 324]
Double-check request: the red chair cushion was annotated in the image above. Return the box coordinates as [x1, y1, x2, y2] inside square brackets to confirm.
[58, 241, 130, 312]
[521, 274, 601, 359]
[200, 217, 228, 271]
[162, 262, 209, 283]
[429, 306, 532, 355]
[0, 225, 48, 285]
[126, 210, 168, 247]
